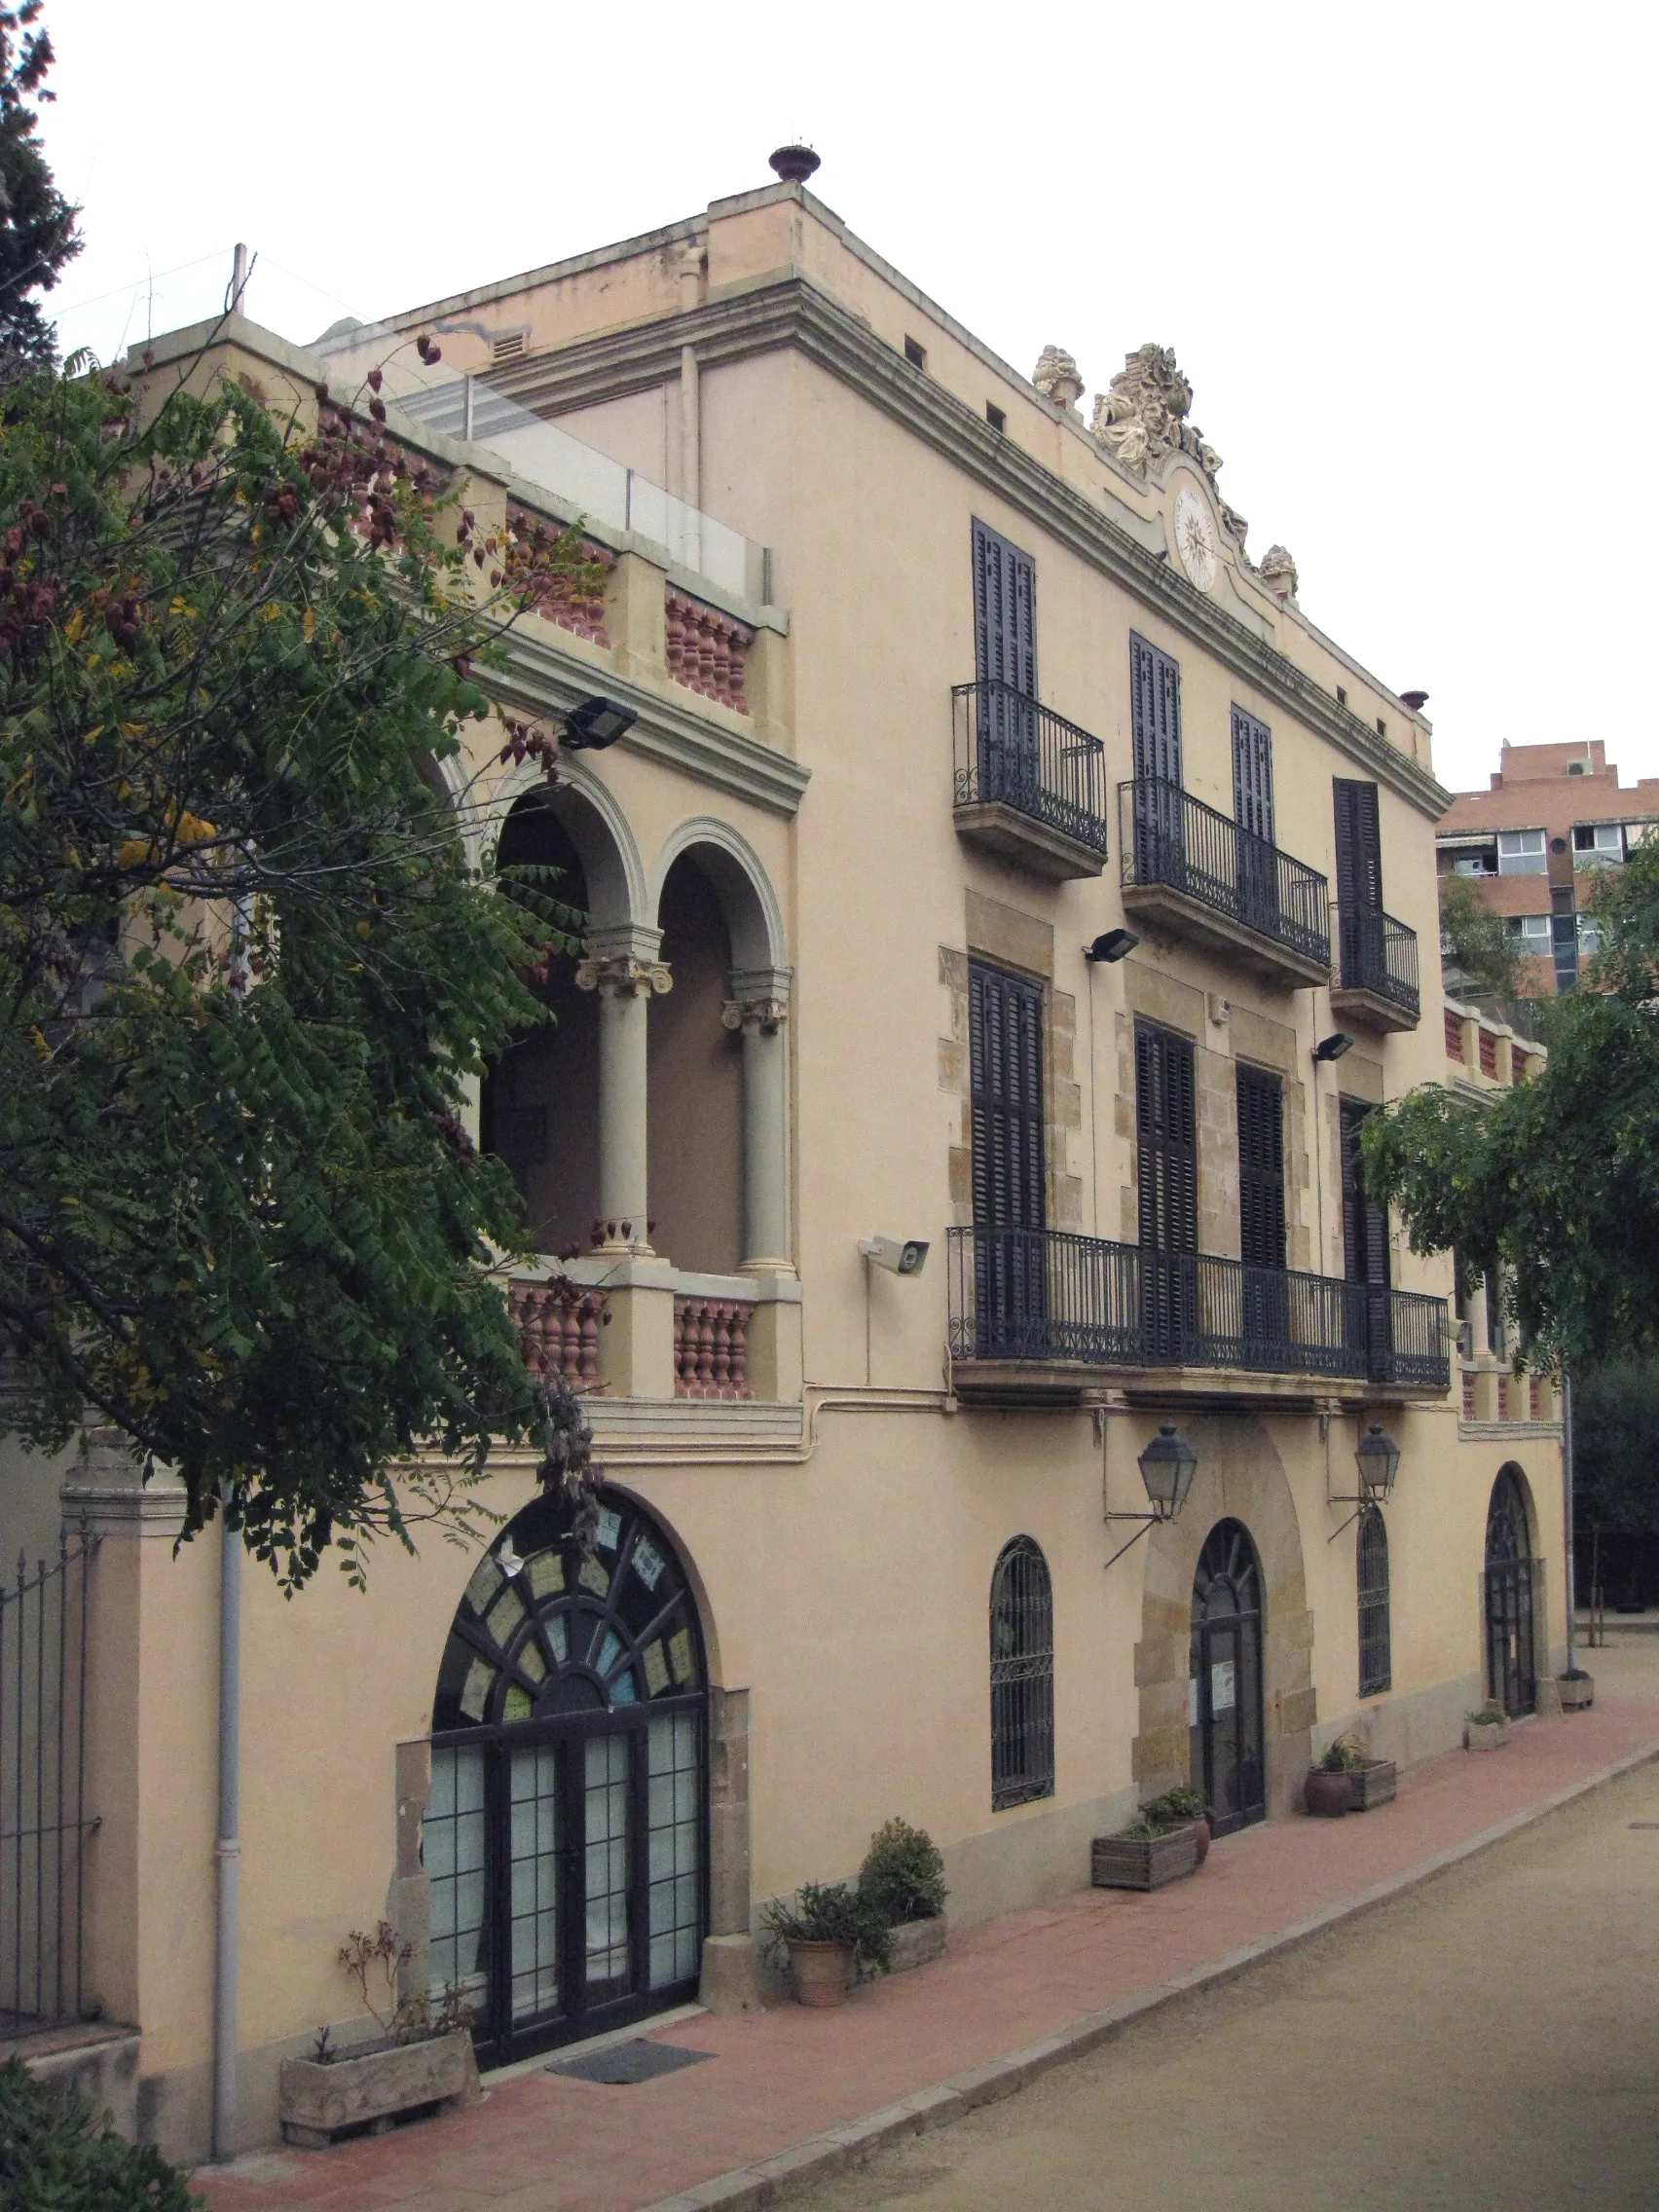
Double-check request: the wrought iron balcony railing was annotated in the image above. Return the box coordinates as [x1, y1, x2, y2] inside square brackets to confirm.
[952, 680, 1109, 858]
[1334, 903, 1420, 1020]
[946, 1228, 1450, 1391]
[1119, 778, 1331, 971]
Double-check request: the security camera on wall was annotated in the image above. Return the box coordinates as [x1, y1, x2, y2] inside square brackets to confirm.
[859, 1235, 929, 1277]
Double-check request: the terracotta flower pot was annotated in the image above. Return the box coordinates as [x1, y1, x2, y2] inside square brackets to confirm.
[788, 1937, 852, 2007]
[1304, 1767, 1351, 1818]
[1192, 1814, 1212, 1866]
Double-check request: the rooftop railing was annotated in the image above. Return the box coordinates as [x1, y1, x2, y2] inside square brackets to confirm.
[946, 1228, 1450, 1391]
[1119, 778, 1330, 971]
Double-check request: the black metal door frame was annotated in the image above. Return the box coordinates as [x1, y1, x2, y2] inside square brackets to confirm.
[1190, 1522, 1267, 1837]
[439, 1689, 708, 2069]
[1483, 1470, 1538, 1717]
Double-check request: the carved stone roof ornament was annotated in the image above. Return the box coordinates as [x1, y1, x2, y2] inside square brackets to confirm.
[1258, 544, 1300, 604]
[1091, 342, 1248, 548]
[1033, 345, 1084, 411]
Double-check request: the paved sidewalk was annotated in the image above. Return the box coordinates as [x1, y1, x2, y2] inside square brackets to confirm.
[201, 1686, 1659, 2212]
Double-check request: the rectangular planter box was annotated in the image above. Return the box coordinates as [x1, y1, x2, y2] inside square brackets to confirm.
[1348, 1757, 1397, 1811]
[1091, 1824, 1198, 1891]
[279, 2026, 479, 2148]
[1465, 1720, 1511, 1751]
[887, 1915, 947, 1974]
[1559, 1676, 1595, 1711]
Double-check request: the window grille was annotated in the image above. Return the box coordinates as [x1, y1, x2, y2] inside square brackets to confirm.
[1357, 1507, 1391, 1697]
[989, 1536, 1054, 1809]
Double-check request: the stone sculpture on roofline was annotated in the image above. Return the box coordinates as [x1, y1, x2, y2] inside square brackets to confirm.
[1089, 342, 1250, 550]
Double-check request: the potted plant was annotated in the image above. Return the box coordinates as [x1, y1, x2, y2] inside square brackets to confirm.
[1318, 1731, 1397, 1812]
[1466, 1708, 1511, 1750]
[859, 1818, 948, 1972]
[278, 1923, 479, 2149]
[762, 1881, 891, 2007]
[1304, 1735, 1361, 1817]
[1091, 1798, 1200, 1890]
[1142, 1785, 1211, 1865]
[1558, 1667, 1595, 1711]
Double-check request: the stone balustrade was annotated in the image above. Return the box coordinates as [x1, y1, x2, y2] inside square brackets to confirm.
[511, 1279, 606, 1391]
[665, 587, 752, 713]
[673, 1298, 751, 1400]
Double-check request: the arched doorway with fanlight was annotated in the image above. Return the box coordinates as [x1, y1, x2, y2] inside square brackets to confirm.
[425, 1484, 709, 2065]
[1190, 1519, 1267, 1835]
[1484, 1465, 1538, 1716]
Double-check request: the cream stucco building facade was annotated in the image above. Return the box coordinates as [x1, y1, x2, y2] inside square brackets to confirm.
[0, 165, 1567, 2162]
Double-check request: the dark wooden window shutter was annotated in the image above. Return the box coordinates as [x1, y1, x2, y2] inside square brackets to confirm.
[1235, 1065, 1286, 1272]
[1134, 1023, 1198, 1255]
[1333, 778, 1383, 913]
[972, 521, 1037, 698]
[1339, 1098, 1389, 1288]
[1232, 708, 1275, 844]
[970, 962, 1045, 1233]
[1129, 634, 1183, 786]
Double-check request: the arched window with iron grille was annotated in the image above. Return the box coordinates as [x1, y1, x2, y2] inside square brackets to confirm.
[989, 1535, 1054, 1809]
[1357, 1506, 1391, 1697]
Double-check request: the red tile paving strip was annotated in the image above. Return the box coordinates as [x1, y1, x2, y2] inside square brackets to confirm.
[200, 1692, 1659, 2212]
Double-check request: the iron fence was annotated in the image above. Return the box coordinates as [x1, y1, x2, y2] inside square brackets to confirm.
[1119, 778, 1331, 970]
[1334, 903, 1420, 1018]
[0, 1532, 98, 2034]
[951, 681, 1109, 856]
[947, 1228, 1450, 1390]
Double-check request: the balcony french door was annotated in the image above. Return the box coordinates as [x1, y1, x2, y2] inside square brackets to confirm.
[972, 521, 1038, 813]
[970, 961, 1046, 1353]
[1136, 1022, 1198, 1358]
[1130, 635, 1183, 879]
[1236, 1065, 1288, 1355]
[1232, 707, 1279, 938]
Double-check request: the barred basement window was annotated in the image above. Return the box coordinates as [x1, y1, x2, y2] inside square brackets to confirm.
[990, 1535, 1054, 1808]
[1357, 1506, 1391, 1696]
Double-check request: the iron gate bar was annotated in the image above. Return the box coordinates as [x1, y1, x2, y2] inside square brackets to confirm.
[1119, 777, 1331, 969]
[947, 1227, 1451, 1389]
[0, 1531, 99, 2035]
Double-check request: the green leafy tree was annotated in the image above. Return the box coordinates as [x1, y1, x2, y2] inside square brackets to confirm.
[0, 4, 78, 375]
[1363, 841, 1659, 1371]
[1572, 1360, 1659, 1538]
[1438, 869, 1521, 1001]
[1, 347, 597, 1583]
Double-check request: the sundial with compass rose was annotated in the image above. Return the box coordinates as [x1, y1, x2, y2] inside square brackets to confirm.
[1173, 486, 1219, 592]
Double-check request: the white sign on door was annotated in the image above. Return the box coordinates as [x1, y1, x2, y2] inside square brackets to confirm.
[1187, 1675, 1198, 1726]
[1211, 1658, 1236, 1714]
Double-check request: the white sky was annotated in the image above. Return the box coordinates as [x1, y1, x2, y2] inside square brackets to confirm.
[39, 0, 1656, 798]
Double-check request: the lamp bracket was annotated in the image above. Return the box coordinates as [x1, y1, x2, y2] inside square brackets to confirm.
[1103, 1516, 1161, 1572]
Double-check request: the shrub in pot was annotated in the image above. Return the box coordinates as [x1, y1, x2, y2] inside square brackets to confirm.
[1142, 1785, 1211, 1864]
[763, 1881, 891, 2007]
[859, 1818, 948, 1972]
[1558, 1668, 1595, 1711]
[0, 2057, 197, 2211]
[1304, 1734, 1364, 1817]
[1091, 1799, 1200, 1890]
[279, 1922, 479, 2147]
[1466, 1708, 1511, 1750]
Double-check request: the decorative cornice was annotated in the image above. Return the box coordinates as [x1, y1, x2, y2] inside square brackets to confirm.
[495, 623, 810, 819]
[60, 1484, 190, 1537]
[492, 279, 1450, 819]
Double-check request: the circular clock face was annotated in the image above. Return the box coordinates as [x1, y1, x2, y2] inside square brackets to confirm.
[1173, 485, 1219, 592]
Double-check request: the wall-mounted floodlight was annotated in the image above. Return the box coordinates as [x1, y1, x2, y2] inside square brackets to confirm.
[860, 1235, 929, 1277]
[1104, 1422, 1198, 1570]
[1313, 1032, 1354, 1063]
[1085, 929, 1140, 963]
[1327, 1421, 1401, 1538]
[563, 695, 638, 752]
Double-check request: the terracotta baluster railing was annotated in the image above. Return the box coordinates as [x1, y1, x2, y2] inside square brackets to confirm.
[510, 1279, 605, 1391]
[664, 587, 753, 714]
[672, 1297, 753, 1400]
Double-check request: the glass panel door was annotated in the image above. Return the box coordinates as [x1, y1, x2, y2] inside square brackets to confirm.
[426, 1745, 488, 2017]
[647, 1712, 703, 1990]
[507, 1743, 563, 2025]
[584, 1733, 634, 2002]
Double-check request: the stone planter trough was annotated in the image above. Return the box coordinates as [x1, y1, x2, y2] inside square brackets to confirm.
[279, 2026, 479, 2148]
[1558, 1674, 1595, 1711]
[887, 1915, 947, 1974]
[1347, 1757, 1397, 1811]
[1091, 1824, 1198, 1891]
[1465, 1718, 1511, 1751]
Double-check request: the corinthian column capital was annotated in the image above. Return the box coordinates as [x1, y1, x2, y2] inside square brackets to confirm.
[721, 996, 789, 1035]
[576, 954, 673, 998]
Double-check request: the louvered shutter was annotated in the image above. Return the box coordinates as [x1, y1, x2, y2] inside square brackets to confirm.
[973, 521, 1037, 697]
[970, 963, 1045, 1233]
[1130, 634, 1182, 785]
[1339, 1099, 1388, 1288]
[1232, 709, 1274, 843]
[1235, 1066, 1285, 1272]
[1334, 779, 1383, 984]
[1135, 1024, 1198, 1256]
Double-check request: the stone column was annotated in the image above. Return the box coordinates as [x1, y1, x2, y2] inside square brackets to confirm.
[722, 979, 791, 1269]
[576, 931, 671, 1252]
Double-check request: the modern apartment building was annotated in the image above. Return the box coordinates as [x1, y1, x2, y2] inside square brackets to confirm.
[0, 157, 1567, 2160]
[1437, 740, 1659, 993]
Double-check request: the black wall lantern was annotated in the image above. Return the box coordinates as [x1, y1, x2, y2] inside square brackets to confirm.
[1327, 1420, 1401, 1537]
[1104, 1422, 1198, 1569]
[1313, 1032, 1354, 1063]
[1085, 928, 1140, 964]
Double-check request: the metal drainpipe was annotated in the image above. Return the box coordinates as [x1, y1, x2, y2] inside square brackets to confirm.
[1562, 1369, 1576, 1674]
[212, 1499, 240, 2162]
